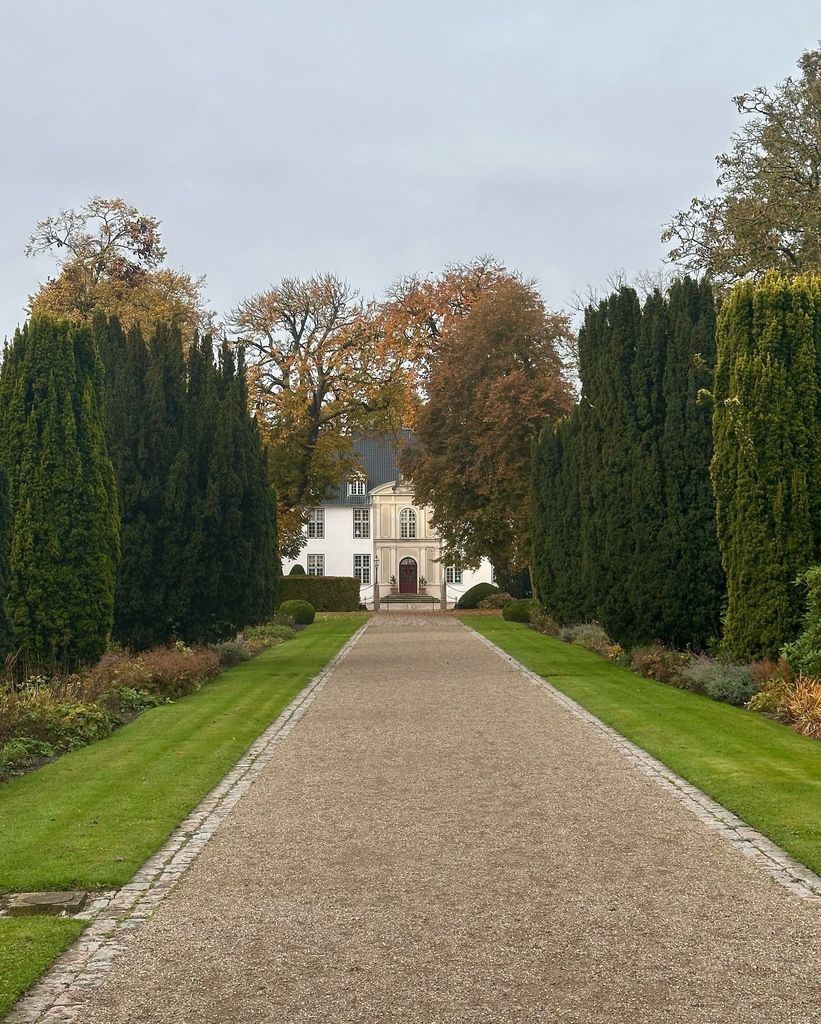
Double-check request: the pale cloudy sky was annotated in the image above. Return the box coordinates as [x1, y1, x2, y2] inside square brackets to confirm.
[0, 1, 817, 335]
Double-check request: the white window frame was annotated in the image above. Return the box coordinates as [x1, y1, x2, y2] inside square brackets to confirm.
[306, 508, 325, 539]
[307, 554, 325, 577]
[353, 553, 371, 585]
[348, 477, 367, 496]
[399, 507, 417, 539]
[353, 508, 370, 539]
[445, 565, 463, 585]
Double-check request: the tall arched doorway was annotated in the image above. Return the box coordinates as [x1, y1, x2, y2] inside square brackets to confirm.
[399, 556, 418, 594]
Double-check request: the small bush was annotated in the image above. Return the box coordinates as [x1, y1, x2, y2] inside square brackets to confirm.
[746, 659, 793, 718]
[81, 651, 152, 699]
[101, 687, 164, 721]
[288, 564, 306, 575]
[0, 736, 56, 774]
[215, 640, 256, 667]
[278, 600, 315, 625]
[456, 583, 500, 609]
[528, 604, 561, 636]
[631, 645, 690, 685]
[678, 657, 755, 706]
[243, 623, 297, 645]
[478, 593, 514, 609]
[559, 622, 613, 657]
[137, 644, 221, 699]
[503, 598, 535, 622]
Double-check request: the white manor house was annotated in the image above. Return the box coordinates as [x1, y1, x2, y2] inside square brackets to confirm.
[281, 431, 494, 609]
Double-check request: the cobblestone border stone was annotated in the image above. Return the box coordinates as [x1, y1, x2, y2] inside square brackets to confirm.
[467, 624, 821, 908]
[4, 621, 371, 1024]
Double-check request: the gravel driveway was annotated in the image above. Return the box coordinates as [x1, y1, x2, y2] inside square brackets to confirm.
[74, 616, 820, 1023]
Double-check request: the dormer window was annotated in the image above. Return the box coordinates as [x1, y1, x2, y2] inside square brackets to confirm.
[399, 507, 417, 539]
[348, 477, 367, 496]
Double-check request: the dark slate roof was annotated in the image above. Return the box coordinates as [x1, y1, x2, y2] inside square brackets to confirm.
[323, 429, 414, 506]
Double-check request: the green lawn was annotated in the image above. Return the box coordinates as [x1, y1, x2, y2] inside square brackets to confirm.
[462, 617, 821, 873]
[0, 918, 86, 1018]
[0, 615, 365, 1017]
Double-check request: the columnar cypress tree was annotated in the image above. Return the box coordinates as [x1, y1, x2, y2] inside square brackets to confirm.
[0, 466, 11, 655]
[202, 344, 278, 635]
[532, 414, 592, 623]
[712, 273, 821, 659]
[627, 290, 667, 647]
[584, 289, 642, 643]
[532, 278, 723, 650]
[150, 335, 275, 642]
[3, 316, 119, 667]
[658, 278, 723, 647]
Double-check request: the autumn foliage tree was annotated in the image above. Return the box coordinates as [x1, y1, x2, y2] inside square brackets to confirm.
[230, 273, 406, 556]
[663, 45, 821, 284]
[402, 276, 573, 587]
[27, 196, 211, 339]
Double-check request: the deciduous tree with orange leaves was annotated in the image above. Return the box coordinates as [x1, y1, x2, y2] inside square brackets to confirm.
[229, 273, 407, 557]
[401, 274, 574, 592]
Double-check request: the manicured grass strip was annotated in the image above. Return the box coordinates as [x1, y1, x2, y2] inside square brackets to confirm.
[461, 617, 821, 873]
[0, 918, 86, 1018]
[0, 615, 367, 894]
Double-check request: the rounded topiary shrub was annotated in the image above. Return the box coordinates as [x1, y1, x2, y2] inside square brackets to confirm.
[288, 564, 306, 575]
[502, 598, 535, 623]
[278, 599, 316, 625]
[456, 583, 500, 609]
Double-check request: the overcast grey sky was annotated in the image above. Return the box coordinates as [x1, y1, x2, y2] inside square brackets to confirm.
[1, 1, 817, 335]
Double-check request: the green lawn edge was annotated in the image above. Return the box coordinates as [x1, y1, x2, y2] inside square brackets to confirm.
[0, 614, 367, 894]
[461, 617, 821, 873]
[0, 614, 366, 1017]
[0, 918, 86, 1019]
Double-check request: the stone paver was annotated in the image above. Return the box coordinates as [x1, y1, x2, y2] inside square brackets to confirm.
[10, 616, 821, 1023]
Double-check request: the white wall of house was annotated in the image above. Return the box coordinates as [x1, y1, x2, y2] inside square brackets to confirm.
[282, 485, 495, 608]
[282, 506, 375, 605]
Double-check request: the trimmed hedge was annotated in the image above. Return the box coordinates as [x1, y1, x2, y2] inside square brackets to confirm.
[456, 583, 500, 609]
[278, 576, 360, 612]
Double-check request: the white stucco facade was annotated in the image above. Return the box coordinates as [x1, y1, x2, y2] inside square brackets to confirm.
[281, 479, 494, 609]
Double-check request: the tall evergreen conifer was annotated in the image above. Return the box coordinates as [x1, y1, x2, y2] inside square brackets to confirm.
[659, 278, 723, 646]
[2, 316, 119, 667]
[0, 466, 11, 655]
[532, 278, 723, 650]
[712, 273, 821, 659]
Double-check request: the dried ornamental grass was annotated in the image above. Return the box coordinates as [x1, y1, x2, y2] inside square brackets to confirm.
[784, 675, 821, 739]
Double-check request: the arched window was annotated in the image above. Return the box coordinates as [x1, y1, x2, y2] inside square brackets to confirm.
[399, 507, 417, 539]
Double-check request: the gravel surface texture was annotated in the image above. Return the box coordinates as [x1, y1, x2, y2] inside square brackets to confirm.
[74, 616, 820, 1023]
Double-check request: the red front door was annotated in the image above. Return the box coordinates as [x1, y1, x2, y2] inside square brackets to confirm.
[399, 557, 417, 594]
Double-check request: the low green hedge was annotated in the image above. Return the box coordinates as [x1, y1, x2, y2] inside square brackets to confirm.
[278, 575, 360, 611]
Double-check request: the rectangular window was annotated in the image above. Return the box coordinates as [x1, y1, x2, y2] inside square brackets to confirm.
[353, 553, 371, 585]
[307, 554, 325, 577]
[445, 566, 463, 585]
[348, 477, 366, 496]
[353, 508, 370, 539]
[306, 508, 325, 539]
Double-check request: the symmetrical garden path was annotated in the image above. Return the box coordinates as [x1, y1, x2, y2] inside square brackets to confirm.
[28, 617, 821, 1022]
